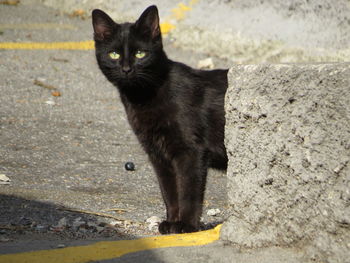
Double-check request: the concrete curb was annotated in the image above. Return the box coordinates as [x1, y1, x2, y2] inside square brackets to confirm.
[222, 63, 350, 263]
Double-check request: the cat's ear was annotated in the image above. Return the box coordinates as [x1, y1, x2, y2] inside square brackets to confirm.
[92, 9, 115, 41]
[135, 5, 161, 40]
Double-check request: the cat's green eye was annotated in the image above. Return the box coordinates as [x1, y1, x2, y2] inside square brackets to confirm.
[135, 51, 146, 59]
[109, 52, 120, 60]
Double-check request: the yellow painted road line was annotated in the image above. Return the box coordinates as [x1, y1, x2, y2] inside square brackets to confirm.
[0, 22, 179, 50]
[0, 224, 222, 263]
[0, 41, 94, 50]
[0, 23, 77, 30]
[0, 0, 200, 49]
[160, 22, 176, 35]
[162, 0, 199, 31]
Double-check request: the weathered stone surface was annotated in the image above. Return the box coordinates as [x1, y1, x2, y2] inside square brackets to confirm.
[221, 64, 350, 263]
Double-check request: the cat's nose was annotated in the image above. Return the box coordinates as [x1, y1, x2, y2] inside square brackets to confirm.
[122, 66, 132, 74]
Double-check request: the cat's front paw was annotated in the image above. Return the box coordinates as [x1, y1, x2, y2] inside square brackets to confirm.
[158, 221, 198, 234]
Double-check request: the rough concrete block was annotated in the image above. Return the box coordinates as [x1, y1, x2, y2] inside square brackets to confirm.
[221, 64, 350, 263]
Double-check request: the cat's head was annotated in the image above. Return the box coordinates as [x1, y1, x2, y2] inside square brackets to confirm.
[92, 6, 167, 89]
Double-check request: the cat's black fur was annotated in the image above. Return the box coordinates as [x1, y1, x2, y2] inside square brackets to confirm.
[92, 5, 228, 234]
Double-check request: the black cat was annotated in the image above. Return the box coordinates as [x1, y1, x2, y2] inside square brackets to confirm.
[92, 5, 228, 234]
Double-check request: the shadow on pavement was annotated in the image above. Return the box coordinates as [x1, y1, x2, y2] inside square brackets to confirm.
[0, 194, 165, 262]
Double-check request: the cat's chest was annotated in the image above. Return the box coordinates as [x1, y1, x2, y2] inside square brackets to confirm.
[126, 105, 174, 137]
[124, 104, 181, 154]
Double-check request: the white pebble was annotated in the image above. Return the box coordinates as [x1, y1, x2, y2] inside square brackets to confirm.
[57, 217, 68, 227]
[146, 216, 161, 224]
[146, 216, 161, 231]
[207, 208, 221, 216]
[197, 57, 214, 69]
[0, 174, 10, 185]
[45, 100, 56, 106]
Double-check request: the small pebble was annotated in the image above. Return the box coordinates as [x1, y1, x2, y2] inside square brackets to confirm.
[125, 162, 135, 171]
[57, 244, 66, 248]
[207, 208, 221, 216]
[0, 238, 10, 242]
[18, 217, 32, 226]
[35, 225, 47, 232]
[197, 57, 214, 69]
[79, 227, 88, 233]
[50, 226, 64, 232]
[97, 221, 107, 227]
[146, 216, 161, 231]
[87, 221, 97, 228]
[73, 217, 82, 222]
[146, 216, 161, 224]
[108, 220, 121, 226]
[96, 226, 105, 233]
[0, 174, 10, 181]
[36, 77, 46, 82]
[57, 217, 68, 227]
[0, 174, 10, 185]
[45, 100, 56, 106]
[72, 221, 85, 229]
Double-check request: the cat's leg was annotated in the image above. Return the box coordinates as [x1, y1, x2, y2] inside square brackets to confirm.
[209, 151, 228, 170]
[149, 157, 180, 233]
[161, 150, 208, 234]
